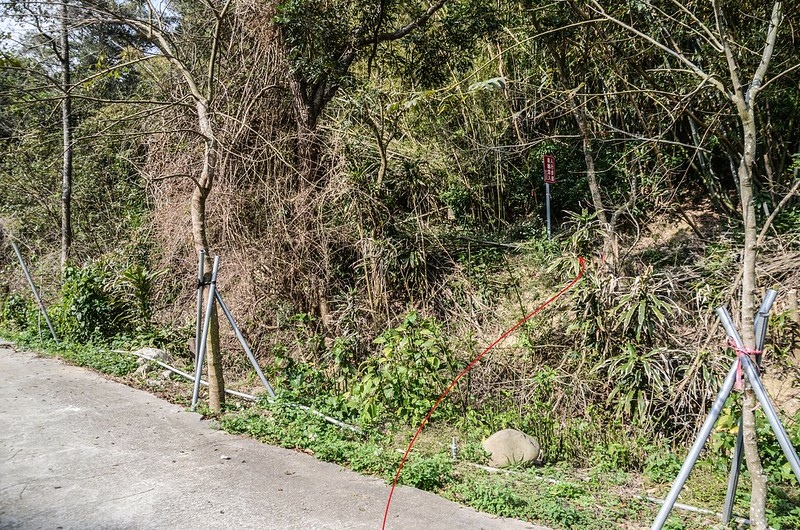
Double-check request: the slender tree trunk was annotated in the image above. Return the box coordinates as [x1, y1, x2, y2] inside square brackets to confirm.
[585, 0, 782, 524]
[738, 108, 768, 530]
[60, 0, 72, 271]
[573, 104, 607, 228]
[543, 6, 619, 270]
[205, 285, 225, 411]
[789, 289, 800, 364]
[570, 98, 619, 269]
[726, 3, 783, 523]
[193, 100, 225, 413]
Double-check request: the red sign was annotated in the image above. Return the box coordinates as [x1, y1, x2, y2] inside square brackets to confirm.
[543, 154, 556, 184]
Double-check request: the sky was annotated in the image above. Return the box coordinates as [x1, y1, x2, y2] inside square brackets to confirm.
[1, 10, 42, 52]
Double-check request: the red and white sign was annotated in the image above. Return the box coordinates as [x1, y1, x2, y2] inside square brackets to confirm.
[543, 154, 556, 184]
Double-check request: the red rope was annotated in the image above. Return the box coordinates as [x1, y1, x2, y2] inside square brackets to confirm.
[381, 256, 586, 529]
[728, 339, 762, 391]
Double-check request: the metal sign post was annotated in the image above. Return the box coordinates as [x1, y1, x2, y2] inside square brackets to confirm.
[543, 154, 556, 239]
[545, 183, 552, 239]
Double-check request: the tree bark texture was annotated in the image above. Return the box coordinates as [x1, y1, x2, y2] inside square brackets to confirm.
[570, 100, 619, 270]
[789, 289, 800, 364]
[205, 286, 225, 412]
[738, 109, 768, 530]
[60, 0, 73, 271]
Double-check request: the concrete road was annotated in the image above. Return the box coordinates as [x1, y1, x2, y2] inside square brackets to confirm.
[0, 345, 546, 530]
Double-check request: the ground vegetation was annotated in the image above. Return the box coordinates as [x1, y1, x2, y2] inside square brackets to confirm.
[1, 1, 799, 528]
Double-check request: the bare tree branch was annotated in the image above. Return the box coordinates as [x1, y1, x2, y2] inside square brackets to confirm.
[749, 2, 783, 101]
[757, 175, 800, 246]
[588, 0, 727, 94]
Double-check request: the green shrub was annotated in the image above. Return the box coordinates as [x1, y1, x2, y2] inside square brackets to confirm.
[448, 479, 527, 518]
[270, 345, 331, 404]
[52, 260, 162, 343]
[398, 453, 454, 491]
[0, 293, 35, 331]
[644, 449, 682, 484]
[54, 262, 128, 341]
[349, 443, 401, 477]
[347, 311, 461, 425]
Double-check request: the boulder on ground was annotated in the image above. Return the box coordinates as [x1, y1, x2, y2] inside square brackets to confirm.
[133, 347, 172, 376]
[482, 428, 540, 468]
[133, 347, 171, 362]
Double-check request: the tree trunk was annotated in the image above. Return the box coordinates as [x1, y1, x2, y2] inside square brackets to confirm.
[543, 8, 618, 270]
[737, 101, 768, 530]
[570, 98, 619, 269]
[723, 4, 782, 523]
[193, 100, 225, 413]
[205, 284, 225, 412]
[60, 0, 72, 271]
[789, 289, 800, 364]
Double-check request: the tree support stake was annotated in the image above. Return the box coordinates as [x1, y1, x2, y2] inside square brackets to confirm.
[9, 240, 57, 343]
[651, 292, 800, 529]
[191, 253, 276, 411]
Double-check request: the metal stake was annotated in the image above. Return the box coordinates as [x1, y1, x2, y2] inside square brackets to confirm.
[721, 416, 744, 524]
[215, 290, 276, 398]
[754, 289, 778, 369]
[545, 182, 552, 239]
[722, 290, 777, 523]
[191, 256, 220, 410]
[653, 296, 798, 529]
[739, 353, 800, 481]
[714, 305, 800, 522]
[10, 241, 57, 342]
[718, 304, 800, 479]
[650, 359, 740, 530]
[194, 250, 205, 368]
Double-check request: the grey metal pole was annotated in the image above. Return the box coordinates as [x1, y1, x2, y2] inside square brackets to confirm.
[739, 354, 800, 482]
[10, 241, 58, 342]
[214, 291, 276, 398]
[545, 182, 552, 239]
[717, 307, 744, 348]
[753, 289, 778, 369]
[651, 359, 739, 530]
[717, 305, 748, 524]
[194, 250, 205, 368]
[191, 256, 220, 410]
[717, 305, 800, 482]
[721, 416, 744, 524]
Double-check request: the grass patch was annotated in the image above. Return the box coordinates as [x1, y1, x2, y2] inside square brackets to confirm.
[2, 331, 138, 377]
[212, 397, 800, 530]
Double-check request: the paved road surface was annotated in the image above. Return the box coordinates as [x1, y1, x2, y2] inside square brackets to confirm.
[0, 344, 546, 530]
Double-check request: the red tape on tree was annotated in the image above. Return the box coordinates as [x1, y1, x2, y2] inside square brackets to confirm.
[382, 256, 586, 528]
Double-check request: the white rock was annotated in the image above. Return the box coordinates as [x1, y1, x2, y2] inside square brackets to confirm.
[133, 348, 172, 377]
[482, 428, 540, 468]
[132, 347, 171, 363]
